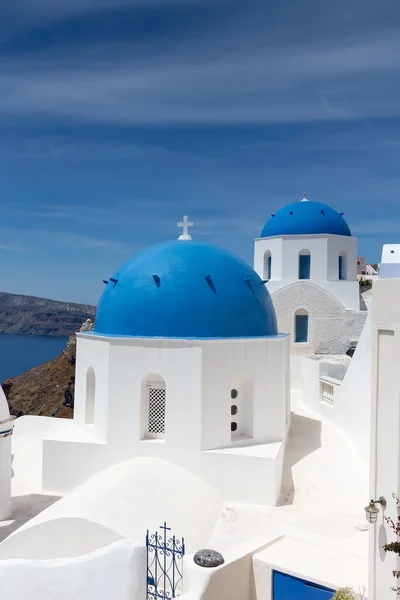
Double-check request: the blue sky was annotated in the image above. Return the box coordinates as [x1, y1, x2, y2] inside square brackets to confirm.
[1, 0, 400, 304]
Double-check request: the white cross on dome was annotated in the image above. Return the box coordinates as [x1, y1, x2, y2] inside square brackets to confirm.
[177, 215, 194, 240]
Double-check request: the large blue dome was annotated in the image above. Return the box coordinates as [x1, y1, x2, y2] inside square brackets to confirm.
[260, 200, 351, 238]
[95, 240, 278, 338]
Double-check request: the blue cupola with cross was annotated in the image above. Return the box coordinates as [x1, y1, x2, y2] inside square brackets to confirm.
[260, 194, 351, 239]
[95, 216, 278, 339]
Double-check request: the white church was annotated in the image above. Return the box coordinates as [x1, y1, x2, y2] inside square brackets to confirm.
[0, 196, 399, 600]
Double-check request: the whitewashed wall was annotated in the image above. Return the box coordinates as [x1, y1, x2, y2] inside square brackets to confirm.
[271, 281, 367, 355]
[0, 436, 11, 520]
[0, 540, 146, 600]
[292, 312, 371, 468]
[0, 387, 12, 520]
[254, 234, 359, 310]
[369, 278, 400, 600]
[42, 333, 290, 506]
[179, 529, 366, 600]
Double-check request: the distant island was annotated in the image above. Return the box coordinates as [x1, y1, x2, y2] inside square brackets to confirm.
[0, 292, 95, 336]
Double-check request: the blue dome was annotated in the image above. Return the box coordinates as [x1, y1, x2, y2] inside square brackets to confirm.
[260, 200, 351, 238]
[95, 240, 278, 338]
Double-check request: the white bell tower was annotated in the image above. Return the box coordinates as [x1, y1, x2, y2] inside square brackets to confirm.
[254, 194, 360, 310]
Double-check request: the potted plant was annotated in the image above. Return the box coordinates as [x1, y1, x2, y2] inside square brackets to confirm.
[383, 493, 400, 594]
[332, 588, 355, 600]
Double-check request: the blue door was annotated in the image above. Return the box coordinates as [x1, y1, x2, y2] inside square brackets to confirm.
[295, 314, 309, 343]
[273, 571, 335, 599]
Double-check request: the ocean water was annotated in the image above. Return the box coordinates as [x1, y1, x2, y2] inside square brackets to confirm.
[0, 333, 68, 384]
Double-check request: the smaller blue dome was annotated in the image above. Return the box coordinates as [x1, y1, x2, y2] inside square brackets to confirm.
[260, 200, 351, 238]
[95, 240, 278, 339]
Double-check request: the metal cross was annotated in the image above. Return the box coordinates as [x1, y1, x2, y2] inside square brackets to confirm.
[177, 215, 194, 240]
[159, 522, 171, 534]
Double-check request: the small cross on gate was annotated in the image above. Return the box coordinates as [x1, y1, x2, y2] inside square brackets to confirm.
[177, 215, 194, 240]
[160, 521, 171, 545]
[159, 522, 171, 534]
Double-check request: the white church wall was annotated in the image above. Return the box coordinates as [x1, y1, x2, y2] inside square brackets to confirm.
[272, 282, 367, 355]
[106, 337, 203, 455]
[369, 277, 400, 600]
[326, 235, 359, 308]
[255, 235, 328, 290]
[0, 517, 123, 559]
[253, 237, 283, 281]
[0, 540, 146, 600]
[73, 334, 111, 440]
[254, 234, 360, 310]
[41, 333, 290, 505]
[200, 337, 289, 450]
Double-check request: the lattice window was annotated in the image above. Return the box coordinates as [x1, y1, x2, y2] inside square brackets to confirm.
[147, 383, 166, 438]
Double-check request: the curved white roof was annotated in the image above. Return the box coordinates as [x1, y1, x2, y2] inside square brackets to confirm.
[5, 456, 223, 554]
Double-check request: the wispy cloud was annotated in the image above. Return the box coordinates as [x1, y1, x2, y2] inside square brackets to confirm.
[0, 243, 26, 253]
[353, 219, 400, 237]
[0, 227, 135, 254]
[0, 0, 219, 40]
[0, 9, 399, 125]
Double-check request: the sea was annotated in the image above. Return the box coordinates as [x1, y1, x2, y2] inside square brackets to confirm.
[0, 333, 68, 384]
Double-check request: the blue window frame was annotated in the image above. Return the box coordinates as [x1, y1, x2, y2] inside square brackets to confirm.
[267, 255, 272, 279]
[295, 313, 309, 343]
[264, 252, 272, 280]
[338, 255, 344, 280]
[299, 253, 311, 279]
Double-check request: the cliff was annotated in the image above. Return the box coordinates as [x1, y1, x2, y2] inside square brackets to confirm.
[0, 292, 95, 336]
[2, 319, 94, 418]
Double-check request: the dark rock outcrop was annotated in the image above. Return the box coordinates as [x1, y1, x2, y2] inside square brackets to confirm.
[2, 319, 94, 419]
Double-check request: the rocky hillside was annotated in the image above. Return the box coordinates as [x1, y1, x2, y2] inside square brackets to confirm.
[0, 292, 95, 336]
[2, 319, 94, 418]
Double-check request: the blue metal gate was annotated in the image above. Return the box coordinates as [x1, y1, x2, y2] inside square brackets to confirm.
[146, 522, 185, 599]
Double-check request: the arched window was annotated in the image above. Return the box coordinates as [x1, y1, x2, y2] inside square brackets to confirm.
[85, 367, 96, 425]
[141, 374, 166, 439]
[298, 250, 311, 280]
[294, 308, 309, 343]
[263, 250, 272, 280]
[230, 373, 253, 441]
[338, 253, 346, 280]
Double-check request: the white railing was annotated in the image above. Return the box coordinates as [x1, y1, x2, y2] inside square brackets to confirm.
[319, 376, 341, 406]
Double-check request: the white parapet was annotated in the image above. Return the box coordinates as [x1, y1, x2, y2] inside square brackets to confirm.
[0, 416, 16, 520]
